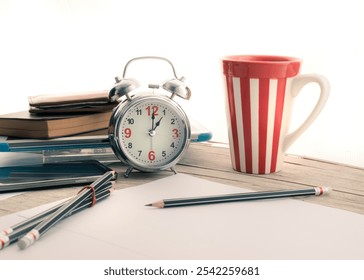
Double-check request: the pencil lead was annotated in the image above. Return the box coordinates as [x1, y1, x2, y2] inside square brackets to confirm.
[145, 203, 152, 207]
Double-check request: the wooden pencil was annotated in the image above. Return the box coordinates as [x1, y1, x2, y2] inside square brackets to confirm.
[17, 170, 115, 249]
[145, 186, 330, 208]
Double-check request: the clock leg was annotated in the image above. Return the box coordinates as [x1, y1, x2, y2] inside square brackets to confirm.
[170, 166, 178, 174]
[124, 166, 134, 178]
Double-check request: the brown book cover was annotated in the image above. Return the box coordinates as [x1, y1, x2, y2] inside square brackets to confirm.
[28, 90, 110, 106]
[0, 111, 112, 139]
[28, 90, 118, 114]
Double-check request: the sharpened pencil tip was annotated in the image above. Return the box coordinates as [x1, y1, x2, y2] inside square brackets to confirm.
[145, 201, 164, 208]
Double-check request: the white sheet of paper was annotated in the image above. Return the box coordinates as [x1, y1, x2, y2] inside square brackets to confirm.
[1, 173, 364, 260]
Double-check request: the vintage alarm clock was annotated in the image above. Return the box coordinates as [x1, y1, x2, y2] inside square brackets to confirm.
[108, 56, 191, 177]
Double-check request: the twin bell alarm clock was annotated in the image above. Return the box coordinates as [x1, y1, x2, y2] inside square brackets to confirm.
[108, 56, 192, 177]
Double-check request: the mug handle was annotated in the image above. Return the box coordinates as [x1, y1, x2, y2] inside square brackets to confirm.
[283, 74, 330, 151]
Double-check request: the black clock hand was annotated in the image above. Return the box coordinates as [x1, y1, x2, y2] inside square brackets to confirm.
[151, 112, 155, 131]
[153, 117, 163, 130]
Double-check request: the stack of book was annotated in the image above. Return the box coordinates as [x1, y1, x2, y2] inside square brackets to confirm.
[1, 90, 115, 139]
[0, 91, 119, 165]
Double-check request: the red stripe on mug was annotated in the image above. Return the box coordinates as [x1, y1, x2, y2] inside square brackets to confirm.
[240, 77, 252, 173]
[225, 75, 241, 171]
[258, 78, 270, 174]
[270, 78, 287, 173]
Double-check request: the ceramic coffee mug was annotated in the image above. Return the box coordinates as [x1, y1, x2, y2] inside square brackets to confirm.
[222, 55, 329, 174]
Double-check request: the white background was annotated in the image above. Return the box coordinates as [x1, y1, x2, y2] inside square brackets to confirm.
[0, 0, 363, 168]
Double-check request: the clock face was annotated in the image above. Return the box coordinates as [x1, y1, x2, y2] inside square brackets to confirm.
[111, 95, 190, 171]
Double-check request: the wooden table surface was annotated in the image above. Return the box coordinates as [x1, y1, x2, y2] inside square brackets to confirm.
[1, 142, 364, 217]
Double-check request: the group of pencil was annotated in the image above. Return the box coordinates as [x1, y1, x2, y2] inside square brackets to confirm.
[0, 170, 116, 250]
[1, 170, 329, 250]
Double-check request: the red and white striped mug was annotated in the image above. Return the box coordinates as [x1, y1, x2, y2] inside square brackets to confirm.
[222, 55, 329, 174]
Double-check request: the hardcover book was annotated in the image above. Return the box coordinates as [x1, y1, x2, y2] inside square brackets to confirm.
[0, 111, 112, 139]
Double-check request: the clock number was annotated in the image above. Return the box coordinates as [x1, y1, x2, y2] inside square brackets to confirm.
[127, 118, 134, 125]
[172, 128, 179, 138]
[124, 128, 132, 138]
[138, 150, 142, 156]
[170, 142, 175, 148]
[136, 109, 142, 115]
[170, 118, 176, 125]
[148, 150, 156, 161]
[127, 142, 133, 149]
[162, 151, 167, 157]
[146, 105, 158, 116]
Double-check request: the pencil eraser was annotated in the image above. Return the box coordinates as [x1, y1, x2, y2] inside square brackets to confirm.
[315, 186, 330, 196]
[1, 227, 13, 236]
[323, 186, 330, 194]
[17, 229, 39, 250]
[0, 235, 10, 250]
[18, 236, 32, 250]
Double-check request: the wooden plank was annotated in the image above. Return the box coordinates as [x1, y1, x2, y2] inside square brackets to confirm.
[1, 142, 363, 217]
[176, 164, 364, 215]
[181, 143, 364, 194]
[177, 143, 364, 215]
